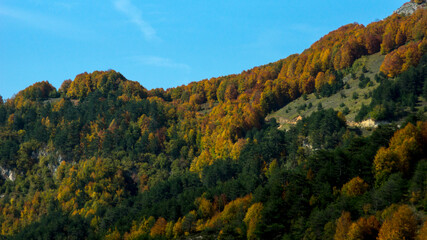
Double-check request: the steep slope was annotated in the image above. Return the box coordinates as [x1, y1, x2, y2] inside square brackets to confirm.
[0, 3, 426, 240]
[158, 7, 427, 171]
[267, 53, 386, 129]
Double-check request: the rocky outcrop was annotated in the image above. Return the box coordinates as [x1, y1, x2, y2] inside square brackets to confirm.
[347, 119, 378, 128]
[0, 166, 16, 181]
[394, 1, 426, 15]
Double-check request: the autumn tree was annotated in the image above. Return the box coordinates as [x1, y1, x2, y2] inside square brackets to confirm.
[416, 220, 427, 240]
[59, 79, 72, 95]
[244, 202, 263, 240]
[380, 41, 425, 77]
[341, 176, 369, 197]
[374, 122, 424, 184]
[150, 217, 167, 237]
[346, 216, 380, 240]
[378, 205, 418, 240]
[334, 211, 352, 240]
[195, 196, 214, 219]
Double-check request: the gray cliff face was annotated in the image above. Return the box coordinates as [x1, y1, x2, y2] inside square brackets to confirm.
[394, 1, 426, 15]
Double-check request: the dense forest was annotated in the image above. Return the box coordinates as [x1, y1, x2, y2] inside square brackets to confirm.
[0, 3, 426, 240]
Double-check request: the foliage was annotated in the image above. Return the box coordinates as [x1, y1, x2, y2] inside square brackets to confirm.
[373, 122, 425, 184]
[334, 211, 352, 240]
[244, 202, 263, 240]
[341, 176, 369, 197]
[377, 205, 418, 240]
[0, 7, 426, 240]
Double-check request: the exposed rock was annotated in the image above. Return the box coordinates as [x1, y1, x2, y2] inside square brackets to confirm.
[358, 119, 377, 128]
[347, 119, 391, 129]
[271, 115, 303, 129]
[394, 1, 426, 15]
[0, 166, 16, 181]
[274, 115, 302, 125]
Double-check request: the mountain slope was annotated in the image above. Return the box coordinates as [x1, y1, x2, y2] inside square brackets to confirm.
[0, 3, 426, 240]
[267, 53, 386, 129]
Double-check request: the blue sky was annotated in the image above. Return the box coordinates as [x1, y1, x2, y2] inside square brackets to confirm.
[0, 0, 405, 99]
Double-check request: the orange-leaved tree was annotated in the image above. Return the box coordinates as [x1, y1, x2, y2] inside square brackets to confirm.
[377, 205, 418, 240]
[334, 211, 352, 240]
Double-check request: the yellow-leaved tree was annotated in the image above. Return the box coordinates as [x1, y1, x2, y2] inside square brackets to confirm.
[244, 202, 263, 240]
[373, 122, 424, 184]
[341, 176, 369, 197]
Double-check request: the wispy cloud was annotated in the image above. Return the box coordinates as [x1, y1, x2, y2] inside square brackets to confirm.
[113, 0, 157, 41]
[133, 56, 190, 71]
[0, 5, 56, 30]
[0, 4, 89, 39]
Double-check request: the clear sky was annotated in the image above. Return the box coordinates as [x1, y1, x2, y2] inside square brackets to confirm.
[0, 0, 405, 99]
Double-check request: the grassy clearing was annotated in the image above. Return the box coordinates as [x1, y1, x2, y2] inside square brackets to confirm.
[267, 53, 385, 130]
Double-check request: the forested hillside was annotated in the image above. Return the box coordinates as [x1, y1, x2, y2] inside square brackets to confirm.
[0, 3, 426, 240]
